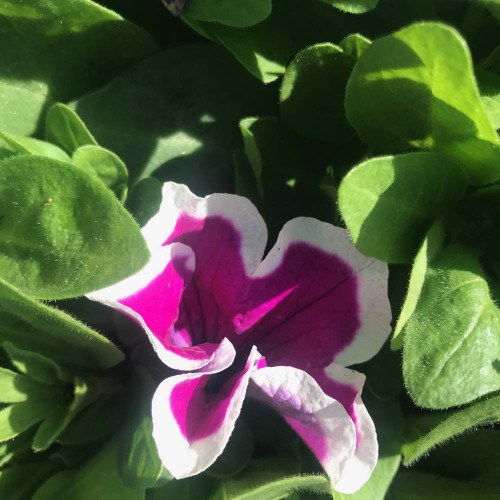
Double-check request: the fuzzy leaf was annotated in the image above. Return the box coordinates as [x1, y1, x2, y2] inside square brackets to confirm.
[346, 22, 500, 185]
[0, 277, 123, 370]
[46, 103, 98, 155]
[0, 155, 149, 299]
[403, 246, 500, 408]
[338, 153, 467, 263]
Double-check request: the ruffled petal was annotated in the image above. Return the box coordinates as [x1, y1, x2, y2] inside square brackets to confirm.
[310, 364, 377, 494]
[87, 243, 230, 371]
[231, 217, 391, 369]
[151, 347, 262, 478]
[143, 182, 268, 344]
[249, 365, 357, 489]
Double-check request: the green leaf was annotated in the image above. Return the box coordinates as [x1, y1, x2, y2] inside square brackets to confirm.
[402, 393, 500, 465]
[345, 22, 500, 185]
[280, 43, 357, 144]
[0, 155, 149, 299]
[206, 420, 254, 478]
[209, 458, 330, 500]
[119, 416, 162, 489]
[237, 116, 332, 243]
[392, 220, 445, 349]
[33, 439, 145, 500]
[46, 103, 98, 155]
[32, 377, 97, 451]
[0, 431, 33, 468]
[0, 462, 56, 500]
[0, 277, 123, 370]
[338, 153, 467, 263]
[184, 0, 272, 27]
[389, 471, 500, 499]
[3, 342, 71, 384]
[72, 145, 129, 202]
[151, 474, 216, 500]
[0, 399, 58, 442]
[477, 69, 500, 130]
[413, 429, 500, 492]
[0, 367, 61, 403]
[72, 45, 275, 189]
[319, 0, 379, 14]
[339, 33, 371, 60]
[0, 0, 157, 136]
[118, 368, 162, 489]
[0, 130, 70, 162]
[127, 178, 163, 227]
[403, 245, 500, 408]
[59, 393, 125, 445]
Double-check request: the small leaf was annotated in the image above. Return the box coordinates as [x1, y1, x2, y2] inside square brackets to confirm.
[346, 22, 500, 185]
[184, 0, 272, 27]
[32, 377, 96, 451]
[392, 220, 445, 349]
[209, 458, 330, 500]
[339, 33, 371, 60]
[46, 103, 98, 154]
[402, 393, 500, 465]
[72, 145, 129, 202]
[403, 246, 500, 408]
[0, 277, 123, 370]
[338, 153, 467, 263]
[0, 399, 58, 442]
[3, 342, 72, 384]
[151, 474, 216, 500]
[280, 43, 357, 144]
[0, 367, 61, 403]
[0, 130, 70, 162]
[319, 0, 379, 14]
[33, 439, 145, 500]
[0, 155, 150, 299]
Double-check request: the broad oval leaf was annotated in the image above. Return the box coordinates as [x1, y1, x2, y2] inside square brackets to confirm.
[338, 153, 467, 263]
[0, 130, 70, 162]
[320, 0, 379, 14]
[0, 155, 149, 299]
[0, 0, 157, 136]
[280, 43, 357, 144]
[345, 22, 500, 185]
[403, 245, 500, 408]
[184, 0, 271, 27]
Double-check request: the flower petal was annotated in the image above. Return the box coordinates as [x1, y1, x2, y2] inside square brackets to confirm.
[232, 217, 391, 369]
[249, 365, 357, 488]
[152, 347, 262, 478]
[310, 364, 377, 494]
[87, 242, 230, 370]
[143, 182, 268, 345]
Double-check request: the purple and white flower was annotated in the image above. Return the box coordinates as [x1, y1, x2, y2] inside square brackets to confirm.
[87, 182, 391, 493]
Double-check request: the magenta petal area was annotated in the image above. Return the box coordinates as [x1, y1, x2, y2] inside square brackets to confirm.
[151, 347, 262, 478]
[249, 366, 357, 488]
[87, 243, 222, 370]
[162, 214, 369, 372]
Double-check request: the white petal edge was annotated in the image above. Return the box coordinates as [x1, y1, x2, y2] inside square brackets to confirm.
[253, 217, 392, 366]
[142, 182, 268, 276]
[322, 364, 378, 494]
[152, 346, 261, 478]
[249, 365, 357, 487]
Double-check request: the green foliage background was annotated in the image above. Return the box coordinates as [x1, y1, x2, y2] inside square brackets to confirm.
[0, 0, 499, 498]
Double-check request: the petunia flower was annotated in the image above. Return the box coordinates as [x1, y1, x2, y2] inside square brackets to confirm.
[87, 182, 391, 493]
